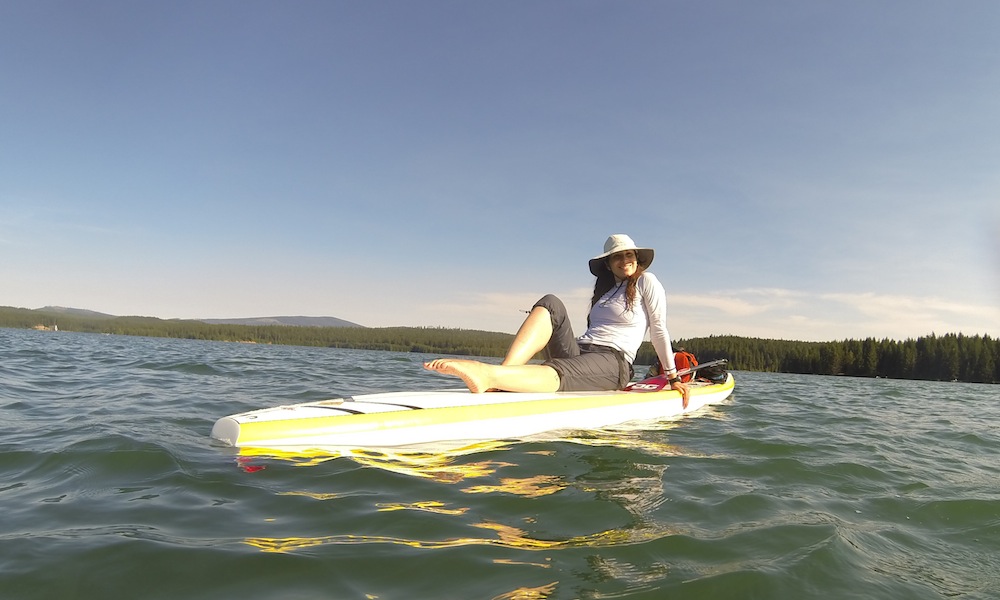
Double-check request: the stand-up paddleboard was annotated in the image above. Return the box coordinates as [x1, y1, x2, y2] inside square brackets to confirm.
[211, 362, 733, 450]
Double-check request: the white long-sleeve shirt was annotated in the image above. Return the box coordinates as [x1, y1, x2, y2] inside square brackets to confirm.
[576, 272, 677, 371]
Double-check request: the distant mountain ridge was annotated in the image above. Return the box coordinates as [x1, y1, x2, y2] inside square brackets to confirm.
[40, 306, 116, 319]
[202, 316, 363, 328]
[37, 306, 363, 328]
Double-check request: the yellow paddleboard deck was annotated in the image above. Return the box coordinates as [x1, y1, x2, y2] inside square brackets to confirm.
[211, 373, 734, 450]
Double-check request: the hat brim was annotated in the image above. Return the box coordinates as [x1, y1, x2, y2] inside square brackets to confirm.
[589, 248, 654, 276]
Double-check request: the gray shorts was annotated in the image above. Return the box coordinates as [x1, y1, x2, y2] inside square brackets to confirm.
[534, 294, 633, 392]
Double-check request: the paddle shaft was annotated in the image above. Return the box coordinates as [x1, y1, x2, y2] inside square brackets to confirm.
[675, 358, 728, 378]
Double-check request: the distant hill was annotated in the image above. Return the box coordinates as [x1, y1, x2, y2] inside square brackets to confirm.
[39, 306, 116, 319]
[34, 306, 363, 328]
[200, 316, 364, 328]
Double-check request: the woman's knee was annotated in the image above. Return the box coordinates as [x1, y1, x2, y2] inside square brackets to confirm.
[534, 294, 574, 343]
[534, 294, 565, 316]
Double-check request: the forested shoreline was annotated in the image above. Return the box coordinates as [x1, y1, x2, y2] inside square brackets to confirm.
[4, 306, 998, 383]
[664, 334, 999, 384]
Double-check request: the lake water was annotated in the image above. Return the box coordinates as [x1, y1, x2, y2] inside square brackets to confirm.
[2, 327, 998, 599]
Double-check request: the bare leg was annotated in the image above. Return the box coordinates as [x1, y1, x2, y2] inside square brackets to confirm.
[424, 359, 560, 393]
[502, 306, 553, 366]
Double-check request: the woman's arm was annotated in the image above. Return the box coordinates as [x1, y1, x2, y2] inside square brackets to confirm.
[640, 273, 677, 374]
[640, 273, 690, 406]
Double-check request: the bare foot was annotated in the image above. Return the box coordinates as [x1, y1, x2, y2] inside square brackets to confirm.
[424, 359, 494, 393]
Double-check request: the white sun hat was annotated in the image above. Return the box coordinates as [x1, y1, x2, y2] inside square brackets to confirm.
[588, 234, 655, 276]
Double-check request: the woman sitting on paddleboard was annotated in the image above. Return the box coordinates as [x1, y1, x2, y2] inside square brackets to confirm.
[425, 234, 691, 406]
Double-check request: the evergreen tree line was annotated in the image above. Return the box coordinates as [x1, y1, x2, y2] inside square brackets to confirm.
[641, 333, 999, 383]
[4, 306, 998, 383]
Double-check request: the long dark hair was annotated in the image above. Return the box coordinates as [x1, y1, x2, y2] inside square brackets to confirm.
[589, 261, 646, 314]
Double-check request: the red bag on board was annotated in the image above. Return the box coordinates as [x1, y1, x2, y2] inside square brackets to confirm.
[647, 349, 699, 382]
[672, 350, 698, 382]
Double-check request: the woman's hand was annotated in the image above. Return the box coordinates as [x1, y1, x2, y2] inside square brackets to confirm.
[671, 380, 690, 409]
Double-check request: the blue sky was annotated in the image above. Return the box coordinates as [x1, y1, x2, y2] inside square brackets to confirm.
[2, 1, 998, 342]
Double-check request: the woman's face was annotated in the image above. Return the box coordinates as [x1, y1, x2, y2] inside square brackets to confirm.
[608, 250, 637, 281]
